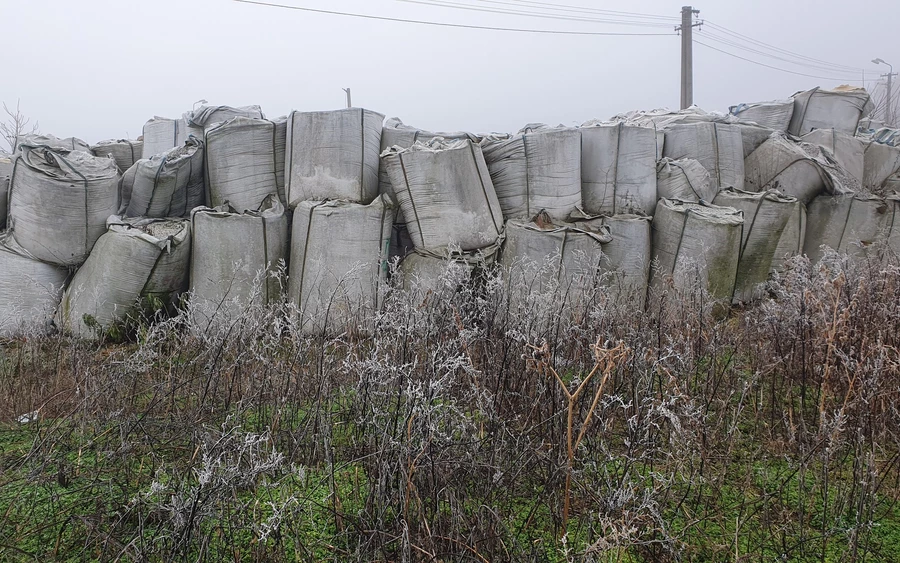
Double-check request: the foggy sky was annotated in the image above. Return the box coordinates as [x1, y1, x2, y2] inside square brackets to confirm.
[2, 0, 896, 144]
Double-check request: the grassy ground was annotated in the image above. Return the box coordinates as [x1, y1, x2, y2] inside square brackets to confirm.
[2, 252, 900, 561]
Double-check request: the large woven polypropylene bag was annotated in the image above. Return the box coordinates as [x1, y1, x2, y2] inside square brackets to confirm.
[744, 133, 855, 204]
[184, 104, 264, 132]
[712, 188, 799, 303]
[379, 117, 479, 221]
[650, 198, 744, 302]
[788, 87, 873, 136]
[189, 194, 288, 327]
[381, 139, 504, 253]
[728, 99, 795, 131]
[863, 142, 900, 194]
[581, 122, 658, 216]
[575, 214, 653, 307]
[804, 193, 895, 263]
[0, 233, 68, 337]
[142, 117, 191, 158]
[802, 129, 865, 184]
[91, 139, 143, 174]
[8, 146, 119, 266]
[13, 133, 91, 155]
[662, 122, 744, 190]
[56, 217, 191, 338]
[123, 137, 205, 218]
[286, 108, 384, 206]
[398, 248, 494, 294]
[288, 195, 395, 336]
[205, 117, 285, 212]
[656, 158, 715, 202]
[771, 198, 807, 271]
[480, 125, 582, 221]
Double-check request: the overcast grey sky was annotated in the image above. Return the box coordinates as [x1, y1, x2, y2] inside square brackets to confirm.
[2, 0, 896, 143]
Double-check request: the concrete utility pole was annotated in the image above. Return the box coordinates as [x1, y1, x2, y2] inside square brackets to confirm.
[872, 58, 896, 126]
[342, 88, 352, 109]
[677, 6, 702, 110]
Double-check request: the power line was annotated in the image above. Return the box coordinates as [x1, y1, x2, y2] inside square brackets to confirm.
[396, 0, 674, 27]
[693, 39, 864, 82]
[231, 0, 673, 35]
[698, 30, 875, 75]
[466, 0, 680, 22]
[703, 20, 875, 74]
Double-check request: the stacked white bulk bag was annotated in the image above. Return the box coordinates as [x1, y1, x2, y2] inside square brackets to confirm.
[56, 217, 191, 338]
[91, 139, 143, 174]
[480, 125, 582, 221]
[712, 189, 799, 303]
[863, 142, 900, 194]
[13, 133, 91, 155]
[580, 122, 658, 216]
[589, 215, 653, 306]
[744, 133, 855, 203]
[142, 117, 191, 158]
[123, 137, 205, 218]
[8, 146, 119, 265]
[288, 196, 395, 335]
[381, 139, 504, 253]
[728, 100, 795, 131]
[802, 129, 865, 184]
[0, 234, 68, 337]
[650, 199, 744, 302]
[0, 156, 10, 230]
[378, 118, 479, 213]
[772, 198, 808, 270]
[662, 123, 744, 190]
[184, 104, 264, 134]
[286, 108, 384, 206]
[398, 250, 486, 294]
[788, 87, 872, 136]
[189, 194, 289, 325]
[656, 158, 715, 202]
[804, 193, 894, 263]
[205, 117, 285, 212]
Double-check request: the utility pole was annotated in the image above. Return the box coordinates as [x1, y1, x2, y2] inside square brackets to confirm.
[872, 59, 896, 127]
[677, 6, 702, 110]
[342, 88, 352, 109]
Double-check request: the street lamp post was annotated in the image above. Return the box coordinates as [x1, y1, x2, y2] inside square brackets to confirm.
[872, 58, 896, 126]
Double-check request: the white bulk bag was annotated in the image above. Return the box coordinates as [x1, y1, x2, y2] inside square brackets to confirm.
[592, 214, 652, 306]
[804, 193, 894, 263]
[189, 194, 289, 326]
[91, 139, 143, 174]
[123, 137, 205, 218]
[662, 122, 744, 190]
[480, 125, 582, 221]
[802, 129, 865, 184]
[142, 116, 191, 158]
[184, 104, 264, 133]
[0, 156, 10, 230]
[581, 122, 658, 216]
[56, 217, 191, 338]
[712, 188, 799, 303]
[788, 87, 873, 136]
[13, 133, 91, 155]
[744, 133, 855, 203]
[863, 142, 900, 194]
[771, 198, 808, 270]
[0, 234, 68, 337]
[397, 249, 491, 294]
[288, 196, 395, 335]
[286, 108, 384, 206]
[381, 139, 504, 253]
[650, 199, 744, 302]
[378, 118, 480, 216]
[205, 117, 285, 212]
[728, 99, 795, 131]
[8, 146, 119, 266]
[656, 158, 715, 202]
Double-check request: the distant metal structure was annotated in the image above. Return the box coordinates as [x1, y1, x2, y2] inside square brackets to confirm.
[872, 58, 896, 126]
[677, 6, 702, 110]
[342, 88, 352, 108]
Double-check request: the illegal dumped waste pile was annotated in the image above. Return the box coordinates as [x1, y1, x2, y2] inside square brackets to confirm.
[1, 87, 899, 338]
